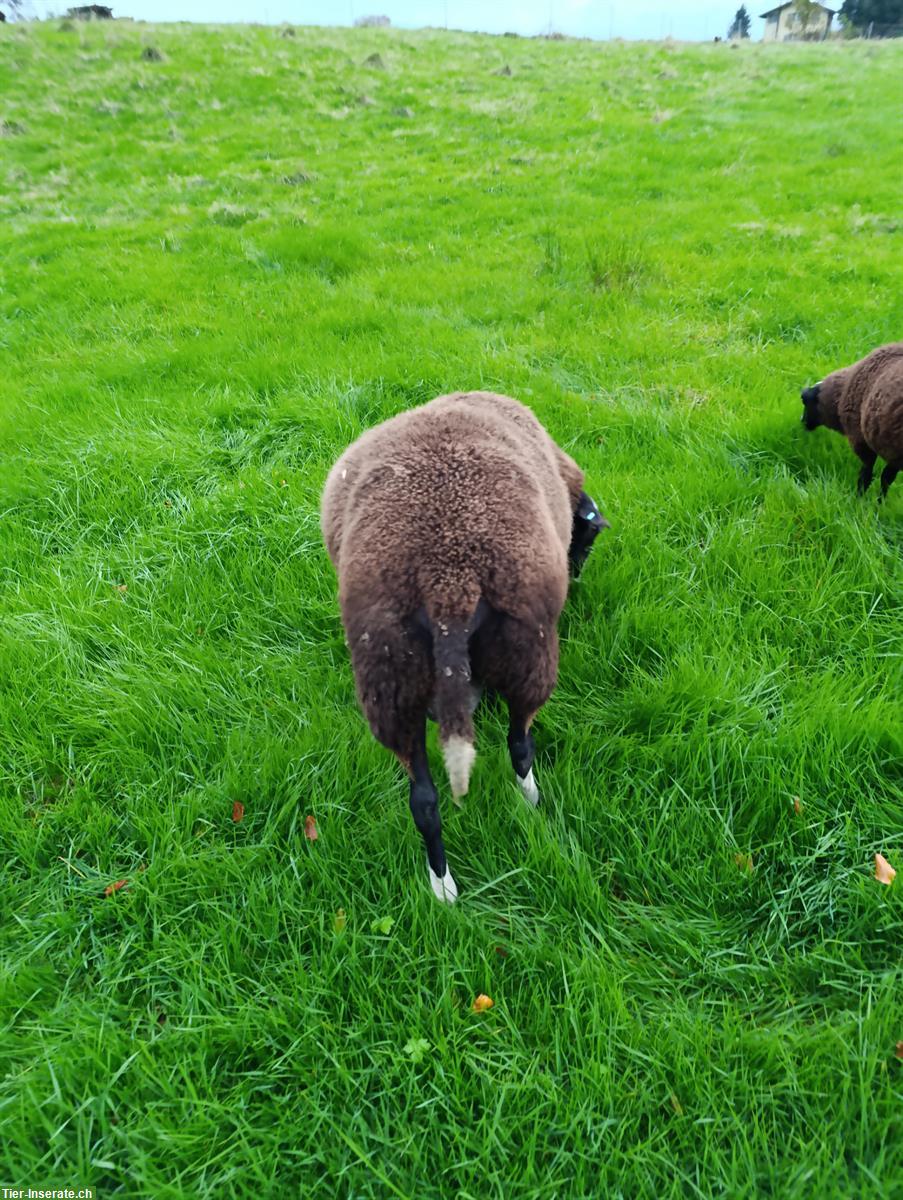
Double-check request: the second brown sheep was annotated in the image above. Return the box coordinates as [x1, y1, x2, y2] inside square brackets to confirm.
[801, 341, 903, 497]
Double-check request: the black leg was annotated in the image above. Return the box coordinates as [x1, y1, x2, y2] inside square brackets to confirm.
[409, 720, 456, 901]
[880, 460, 900, 500]
[854, 445, 877, 495]
[507, 711, 535, 780]
[508, 707, 539, 806]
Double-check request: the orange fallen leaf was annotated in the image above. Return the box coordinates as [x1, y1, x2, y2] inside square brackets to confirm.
[115, 584, 128, 593]
[875, 854, 896, 886]
[734, 853, 753, 873]
[304, 814, 318, 841]
[895, 1041, 903, 1060]
[104, 879, 129, 896]
[793, 796, 802, 815]
[472, 994, 494, 1013]
[231, 800, 245, 823]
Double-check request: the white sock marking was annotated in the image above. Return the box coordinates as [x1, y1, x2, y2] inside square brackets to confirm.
[429, 865, 458, 903]
[518, 768, 540, 807]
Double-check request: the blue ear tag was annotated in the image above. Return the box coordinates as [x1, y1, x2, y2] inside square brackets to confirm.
[586, 510, 596, 521]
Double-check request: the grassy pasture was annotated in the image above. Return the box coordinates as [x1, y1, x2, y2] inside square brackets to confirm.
[1, 18, 902, 1198]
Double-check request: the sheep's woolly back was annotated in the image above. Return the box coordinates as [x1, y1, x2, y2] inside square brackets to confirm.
[824, 341, 903, 460]
[321, 391, 583, 625]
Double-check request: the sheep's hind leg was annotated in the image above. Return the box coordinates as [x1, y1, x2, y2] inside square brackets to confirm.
[879, 459, 900, 500]
[409, 720, 457, 903]
[854, 443, 877, 494]
[475, 612, 556, 807]
[508, 709, 539, 807]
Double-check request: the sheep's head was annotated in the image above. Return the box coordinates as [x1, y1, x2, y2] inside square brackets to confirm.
[800, 383, 822, 430]
[801, 371, 843, 432]
[569, 491, 609, 576]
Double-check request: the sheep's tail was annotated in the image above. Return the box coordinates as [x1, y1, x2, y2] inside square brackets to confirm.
[429, 607, 481, 800]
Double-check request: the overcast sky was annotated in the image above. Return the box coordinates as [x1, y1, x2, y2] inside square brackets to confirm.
[32, 0, 775, 42]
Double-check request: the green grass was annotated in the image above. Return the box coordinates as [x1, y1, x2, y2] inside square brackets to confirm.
[2, 18, 903, 1198]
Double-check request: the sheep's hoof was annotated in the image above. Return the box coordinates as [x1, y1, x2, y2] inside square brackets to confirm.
[429, 866, 458, 903]
[517, 769, 540, 808]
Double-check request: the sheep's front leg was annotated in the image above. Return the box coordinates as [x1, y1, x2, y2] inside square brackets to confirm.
[880, 459, 900, 500]
[853, 442, 877, 494]
[409, 721, 457, 903]
[508, 709, 539, 807]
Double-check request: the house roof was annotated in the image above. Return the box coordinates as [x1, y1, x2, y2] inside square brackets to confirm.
[760, 3, 836, 15]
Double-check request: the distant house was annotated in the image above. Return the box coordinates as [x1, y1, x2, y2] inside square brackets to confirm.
[760, 2, 835, 40]
[67, 4, 113, 17]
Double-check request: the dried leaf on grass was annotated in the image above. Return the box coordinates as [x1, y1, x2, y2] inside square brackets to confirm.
[875, 854, 896, 886]
[472, 994, 494, 1012]
[304, 814, 318, 841]
[231, 800, 245, 823]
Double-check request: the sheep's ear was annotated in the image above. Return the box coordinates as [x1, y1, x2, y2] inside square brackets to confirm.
[569, 492, 609, 576]
[575, 492, 609, 531]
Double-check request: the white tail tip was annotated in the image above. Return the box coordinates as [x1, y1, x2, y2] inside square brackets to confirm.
[442, 735, 475, 799]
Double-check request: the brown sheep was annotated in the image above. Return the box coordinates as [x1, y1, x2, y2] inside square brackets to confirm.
[801, 341, 903, 497]
[321, 390, 608, 902]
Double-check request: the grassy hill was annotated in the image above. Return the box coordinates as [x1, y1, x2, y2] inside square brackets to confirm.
[1, 19, 902, 1198]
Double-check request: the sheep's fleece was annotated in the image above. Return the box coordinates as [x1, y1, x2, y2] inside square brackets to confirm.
[321, 390, 584, 630]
